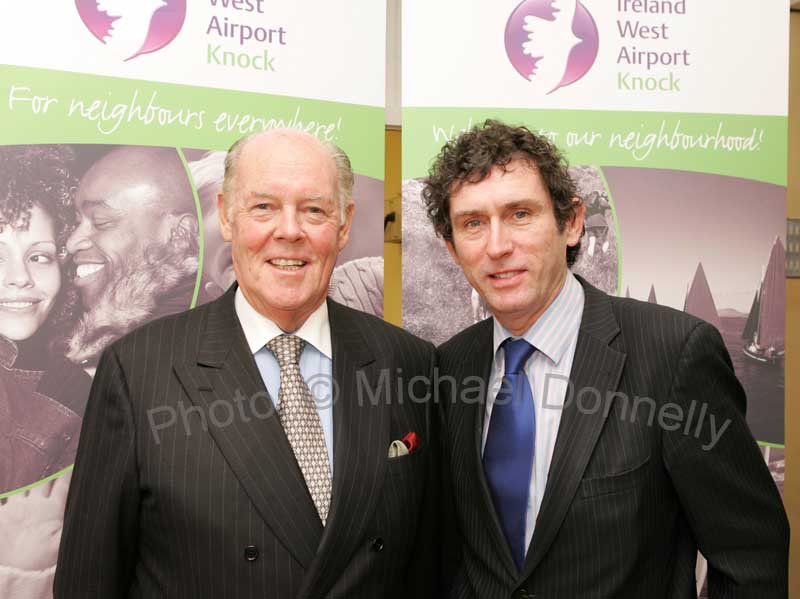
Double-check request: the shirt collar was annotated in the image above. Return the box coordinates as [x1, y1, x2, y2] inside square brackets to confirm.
[492, 270, 585, 365]
[234, 288, 332, 359]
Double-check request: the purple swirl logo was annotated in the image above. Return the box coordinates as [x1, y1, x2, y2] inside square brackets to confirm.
[505, 0, 599, 94]
[76, 0, 186, 61]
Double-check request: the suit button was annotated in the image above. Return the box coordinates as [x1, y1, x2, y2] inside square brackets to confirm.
[244, 545, 259, 561]
[371, 537, 384, 552]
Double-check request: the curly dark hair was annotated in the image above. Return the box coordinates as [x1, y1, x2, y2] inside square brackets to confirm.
[422, 119, 583, 266]
[0, 145, 80, 345]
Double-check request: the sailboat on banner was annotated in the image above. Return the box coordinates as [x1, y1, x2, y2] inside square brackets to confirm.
[742, 237, 786, 364]
[683, 262, 722, 331]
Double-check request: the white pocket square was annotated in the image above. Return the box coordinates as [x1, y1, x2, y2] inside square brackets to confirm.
[387, 439, 410, 458]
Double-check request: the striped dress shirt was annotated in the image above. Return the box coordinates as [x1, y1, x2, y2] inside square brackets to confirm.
[482, 270, 584, 553]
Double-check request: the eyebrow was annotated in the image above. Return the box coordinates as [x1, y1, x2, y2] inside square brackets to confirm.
[250, 192, 275, 200]
[0, 239, 56, 249]
[452, 198, 540, 220]
[249, 192, 330, 202]
[452, 209, 484, 220]
[502, 199, 540, 211]
[79, 198, 111, 211]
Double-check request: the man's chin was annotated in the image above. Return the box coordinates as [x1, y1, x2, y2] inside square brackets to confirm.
[77, 289, 102, 309]
[483, 295, 532, 320]
[67, 239, 198, 364]
[249, 291, 327, 327]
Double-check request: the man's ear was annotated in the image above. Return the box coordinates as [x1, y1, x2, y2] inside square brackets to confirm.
[336, 201, 356, 251]
[218, 192, 233, 242]
[175, 213, 198, 238]
[565, 197, 586, 247]
[164, 212, 198, 245]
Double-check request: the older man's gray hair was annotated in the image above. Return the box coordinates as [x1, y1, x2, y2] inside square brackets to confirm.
[221, 129, 354, 221]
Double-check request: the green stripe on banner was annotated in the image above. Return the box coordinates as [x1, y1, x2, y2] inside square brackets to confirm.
[402, 107, 787, 185]
[758, 441, 785, 449]
[176, 147, 205, 309]
[0, 64, 385, 180]
[0, 465, 73, 500]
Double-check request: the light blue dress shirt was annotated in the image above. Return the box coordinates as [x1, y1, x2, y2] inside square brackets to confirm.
[483, 270, 584, 554]
[235, 289, 335, 474]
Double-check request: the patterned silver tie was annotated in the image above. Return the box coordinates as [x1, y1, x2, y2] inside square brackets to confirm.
[266, 334, 332, 525]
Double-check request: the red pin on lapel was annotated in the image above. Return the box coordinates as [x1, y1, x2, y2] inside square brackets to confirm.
[402, 431, 420, 454]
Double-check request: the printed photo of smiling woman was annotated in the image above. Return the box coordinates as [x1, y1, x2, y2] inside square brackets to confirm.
[0, 145, 91, 496]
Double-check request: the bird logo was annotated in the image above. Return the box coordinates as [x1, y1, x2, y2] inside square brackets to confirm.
[504, 0, 599, 94]
[75, 0, 186, 61]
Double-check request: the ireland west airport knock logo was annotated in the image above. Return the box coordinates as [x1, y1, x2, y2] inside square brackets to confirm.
[505, 0, 599, 94]
[76, 0, 186, 61]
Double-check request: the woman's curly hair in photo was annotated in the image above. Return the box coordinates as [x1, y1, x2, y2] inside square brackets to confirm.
[0, 145, 81, 347]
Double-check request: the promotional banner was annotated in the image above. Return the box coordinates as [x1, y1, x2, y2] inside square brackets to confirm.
[402, 0, 787, 487]
[0, 2, 384, 595]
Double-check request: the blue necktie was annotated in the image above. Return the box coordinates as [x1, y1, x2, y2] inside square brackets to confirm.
[483, 337, 536, 570]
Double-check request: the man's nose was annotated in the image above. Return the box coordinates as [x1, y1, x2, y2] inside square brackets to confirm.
[486, 220, 513, 259]
[273, 207, 303, 241]
[3, 257, 33, 289]
[66, 220, 92, 254]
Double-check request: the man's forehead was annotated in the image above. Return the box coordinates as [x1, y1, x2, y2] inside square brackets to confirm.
[79, 146, 183, 204]
[450, 157, 535, 190]
[453, 164, 547, 196]
[236, 149, 336, 196]
[77, 177, 160, 212]
[242, 153, 329, 175]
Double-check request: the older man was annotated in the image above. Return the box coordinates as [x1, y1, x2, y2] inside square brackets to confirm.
[55, 130, 438, 598]
[65, 146, 199, 367]
[430, 120, 788, 598]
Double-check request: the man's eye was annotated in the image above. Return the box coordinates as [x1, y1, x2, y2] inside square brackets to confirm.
[94, 220, 113, 230]
[307, 206, 324, 215]
[513, 210, 529, 219]
[253, 203, 272, 211]
[465, 219, 481, 229]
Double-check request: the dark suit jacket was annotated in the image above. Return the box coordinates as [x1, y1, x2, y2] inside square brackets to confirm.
[54, 287, 438, 599]
[438, 277, 789, 599]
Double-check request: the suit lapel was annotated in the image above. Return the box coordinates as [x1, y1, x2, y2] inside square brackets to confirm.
[298, 299, 387, 599]
[173, 286, 323, 569]
[453, 319, 520, 581]
[518, 280, 626, 583]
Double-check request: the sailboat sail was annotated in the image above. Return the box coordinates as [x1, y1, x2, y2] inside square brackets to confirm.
[756, 238, 785, 352]
[743, 237, 786, 363]
[741, 290, 760, 341]
[684, 262, 721, 330]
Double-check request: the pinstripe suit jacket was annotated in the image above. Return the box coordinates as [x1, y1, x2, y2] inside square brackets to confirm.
[438, 277, 788, 599]
[54, 286, 438, 599]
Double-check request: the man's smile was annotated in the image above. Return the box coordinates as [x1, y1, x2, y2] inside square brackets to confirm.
[268, 258, 308, 271]
[75, 263, 106, 279]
